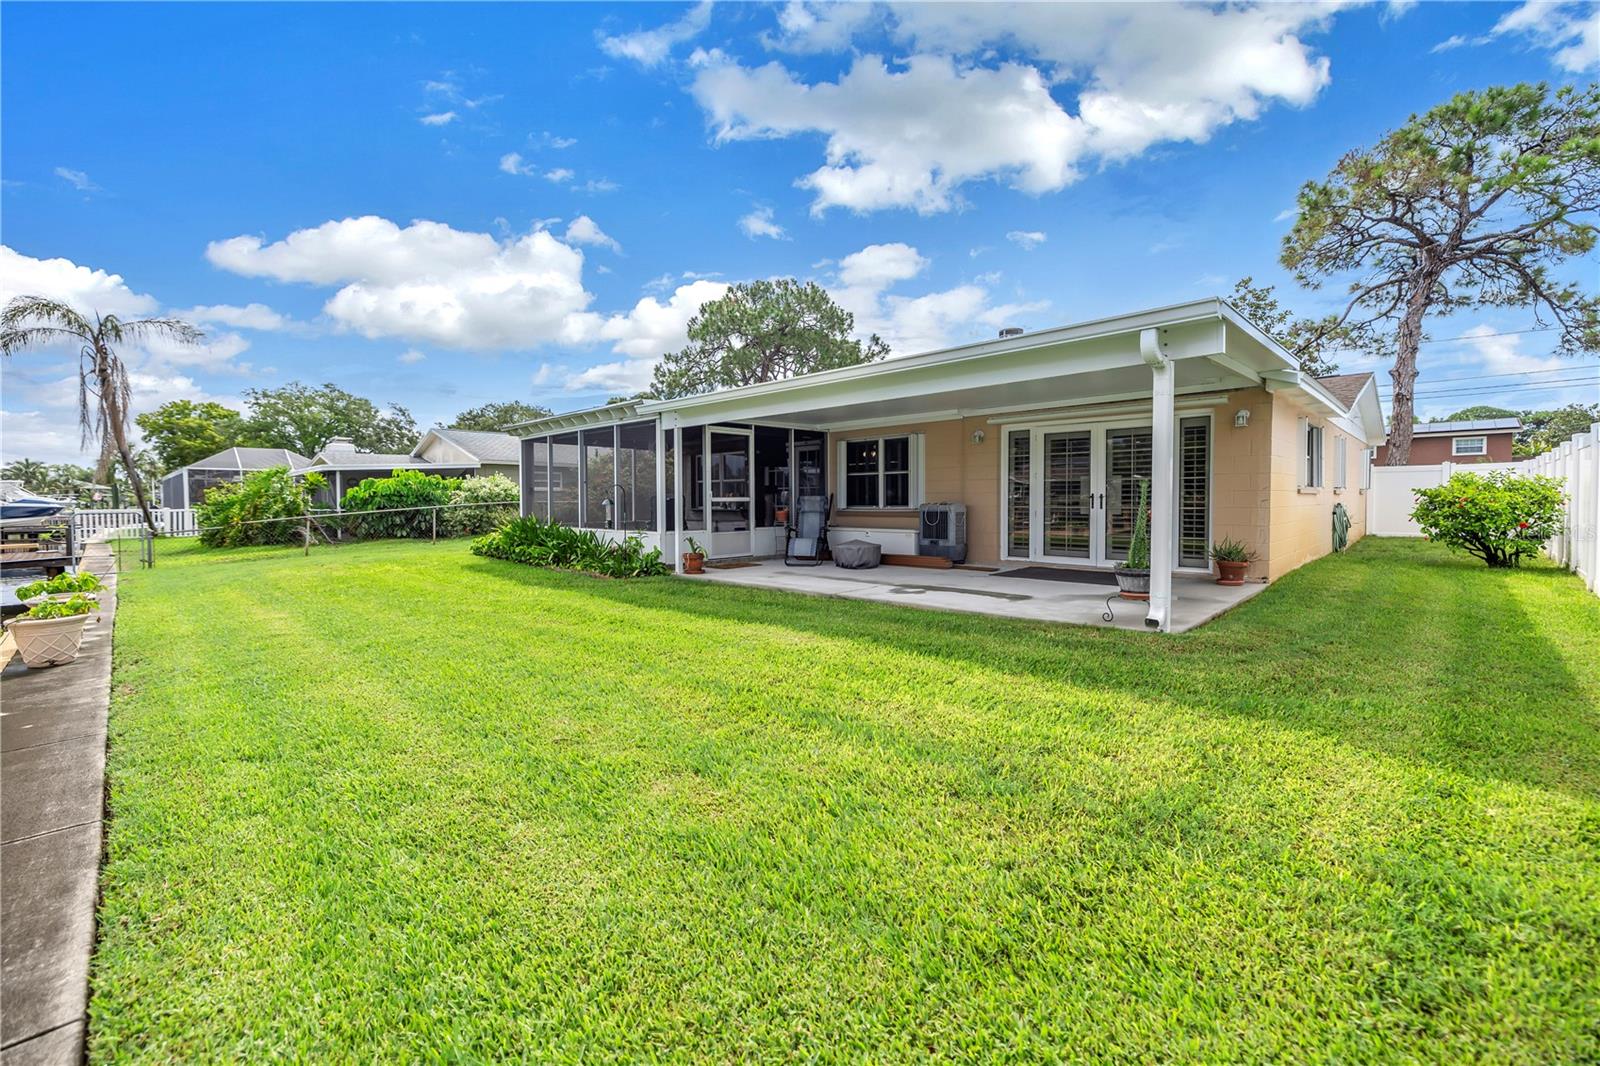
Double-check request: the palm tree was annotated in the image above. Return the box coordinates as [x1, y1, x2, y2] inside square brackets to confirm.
[1, 457, 50, 491]
[2, 297, 202, 533]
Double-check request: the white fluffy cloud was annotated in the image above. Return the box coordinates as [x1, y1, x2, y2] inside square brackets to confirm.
[564, 279, 730, 391]
[1490, 1, 1598, 72]
[599, 0, 713, 66]
[0, 245, 156, 317]
[398, 348, 426, 365]
[1006, 230, 1047, 250]
[662, 3, 1341, 213]
[54, 167, 97, 192]
[830, 242, 1047, 355]
[564, 215, 621, 252]
[419, 111, 457, 126]
[206, 216, 594, 350]
[738, 206, 787, 239]
[178, 302, 289, 331]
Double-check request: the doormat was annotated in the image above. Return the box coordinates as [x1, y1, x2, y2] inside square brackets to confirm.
[707, 561, 761, 569]
[993, 566, 1120, 586]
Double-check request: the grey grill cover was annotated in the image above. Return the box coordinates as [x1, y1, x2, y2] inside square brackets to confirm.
[832, 540, 881, 569]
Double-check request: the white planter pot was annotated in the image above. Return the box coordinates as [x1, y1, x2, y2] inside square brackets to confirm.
[7, 613, 90, 667]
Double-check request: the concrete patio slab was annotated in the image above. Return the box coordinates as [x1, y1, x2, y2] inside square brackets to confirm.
[693, 559, 1265, 632]
[1, 543, 116, 1066]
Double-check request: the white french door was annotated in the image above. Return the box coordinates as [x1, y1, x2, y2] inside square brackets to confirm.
[1003, 417, 1211, 569]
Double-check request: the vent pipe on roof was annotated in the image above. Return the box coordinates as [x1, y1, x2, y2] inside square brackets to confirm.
[998, 326, 1024, 339]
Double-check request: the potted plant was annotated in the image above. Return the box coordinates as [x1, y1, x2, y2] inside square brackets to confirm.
[1210, 537, 1256, 586]
[1115, 478, 1152, 601]
[682, 536, 706, 575]
[5, 595, 95, 667]
[18, 571, 103, 605]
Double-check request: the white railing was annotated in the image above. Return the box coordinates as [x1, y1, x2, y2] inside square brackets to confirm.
[73, 507, 198, 541]
[1364, 423, 1598, 597]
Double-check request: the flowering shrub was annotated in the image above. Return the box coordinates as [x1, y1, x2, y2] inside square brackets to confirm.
[441, 474, 519, 537]
[1411, 471, 1564, 568]
[471, 515, 668, 577]
[196, 467, 326, 547]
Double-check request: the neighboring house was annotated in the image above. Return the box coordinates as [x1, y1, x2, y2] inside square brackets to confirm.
[411, 428, 520, 481]
[294, 437, 478, 509]
[1374, 417, 1520, 465]
[513, 298, 1388, 630]
[159, 447, 311, 509]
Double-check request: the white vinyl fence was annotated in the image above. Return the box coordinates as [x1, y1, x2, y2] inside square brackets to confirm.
[1365, 422, 1599, 596]
[73, 507, 198, 541]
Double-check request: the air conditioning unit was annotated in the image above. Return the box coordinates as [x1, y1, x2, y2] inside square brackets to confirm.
[918, 502, 967, 562]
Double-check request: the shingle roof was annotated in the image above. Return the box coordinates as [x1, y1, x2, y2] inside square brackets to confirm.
[426, 428, 520, 464]
[1313, 372, 1374, 410]
[190, 447, 310, 470]
[1413, 417, 1522, 434]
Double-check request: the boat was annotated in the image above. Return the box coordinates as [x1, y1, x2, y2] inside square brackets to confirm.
[1, 481, 75, 527]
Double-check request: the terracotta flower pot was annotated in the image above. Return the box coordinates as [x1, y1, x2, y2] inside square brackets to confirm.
[682, 552, 706, 574]
[1215, 560, 1249, 586]
[7, 613, 90, 668]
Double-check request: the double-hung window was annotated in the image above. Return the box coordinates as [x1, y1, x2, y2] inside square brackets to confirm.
[1300, 417, 1324, 488]
[1453, 436, 1487, 457]
[843, 435, 914, 508]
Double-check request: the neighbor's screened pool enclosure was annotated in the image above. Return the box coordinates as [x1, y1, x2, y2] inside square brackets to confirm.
[520, 418, 827, 559]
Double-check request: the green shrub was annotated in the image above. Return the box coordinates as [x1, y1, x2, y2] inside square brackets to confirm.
[17, 571, 103, 600]
[442, 474, 519, 537]
[196, 468, 325, 548]
[338, 470, 459, 539]
[471, 515, 668, 577]
[1411, 471, 1564, 567]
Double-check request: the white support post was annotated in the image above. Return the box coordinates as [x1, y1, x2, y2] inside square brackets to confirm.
[654, 417, 667, 556]
[672, 423, 685, 574]
[1141, 327, 1175, 632]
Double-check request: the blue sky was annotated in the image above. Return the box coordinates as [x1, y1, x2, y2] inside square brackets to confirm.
[3, 0, 1596, 464]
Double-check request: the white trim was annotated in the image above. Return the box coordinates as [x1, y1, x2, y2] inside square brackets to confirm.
[1452, 435, 1489, 456]
[836, 432, 923, 511]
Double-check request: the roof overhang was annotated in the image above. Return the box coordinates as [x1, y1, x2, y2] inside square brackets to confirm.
[293, 460, 479, 474]
[512, 400, 643, 436]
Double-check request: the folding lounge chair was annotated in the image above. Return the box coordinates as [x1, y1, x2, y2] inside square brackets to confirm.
[784, 494, 832, 566]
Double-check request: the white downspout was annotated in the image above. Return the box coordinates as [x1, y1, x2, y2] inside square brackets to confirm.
[653, 417, 667, 562]
[1142, 327, 1174, 632]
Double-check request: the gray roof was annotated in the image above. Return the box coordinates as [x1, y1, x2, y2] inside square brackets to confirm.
[297, 453, 421, 471]
[190, 446, 311, 471]
[424, 428, 520, 464]
[1313, 372, 1374, 410]
[1415, 417, 1522, 434]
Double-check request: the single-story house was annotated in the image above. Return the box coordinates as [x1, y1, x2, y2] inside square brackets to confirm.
[411, 428, 520, 480]
[293, 437, 478, 509]
[159, 447, 311, 509]
[512, 299, 1387, 630]
[1374, 417, 1520, 465]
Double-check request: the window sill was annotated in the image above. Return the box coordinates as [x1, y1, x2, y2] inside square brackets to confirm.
[838, 507, 920, 515]
[1298, 486, 1322, 495]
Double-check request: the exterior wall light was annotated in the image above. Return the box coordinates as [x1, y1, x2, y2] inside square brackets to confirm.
[1234, 409, 1251, 429]
[971, 429, 986, 444]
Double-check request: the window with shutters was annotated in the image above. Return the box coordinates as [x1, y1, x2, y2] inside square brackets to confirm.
[1179, 417, 1210, 568]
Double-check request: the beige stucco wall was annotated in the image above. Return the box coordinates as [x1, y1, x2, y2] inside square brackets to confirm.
[1264, 390, 1368, 581]
[821, 389, 1368, 579]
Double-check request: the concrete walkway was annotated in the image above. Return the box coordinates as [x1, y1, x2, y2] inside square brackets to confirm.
[1, 544, 117, 1065]
[694, 559, 1265, 632]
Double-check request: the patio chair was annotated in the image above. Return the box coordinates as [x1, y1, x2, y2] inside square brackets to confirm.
[785, 494, 832, 566]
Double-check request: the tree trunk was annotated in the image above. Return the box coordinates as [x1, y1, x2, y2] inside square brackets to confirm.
[93, 349, 159, 534]
[1384, 278, 1434, 466]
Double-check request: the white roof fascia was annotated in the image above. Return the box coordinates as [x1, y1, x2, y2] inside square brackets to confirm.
[636, 300, 1250, 419]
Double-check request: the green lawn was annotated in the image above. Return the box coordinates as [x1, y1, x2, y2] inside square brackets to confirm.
[92, 536, 1600, 1062]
